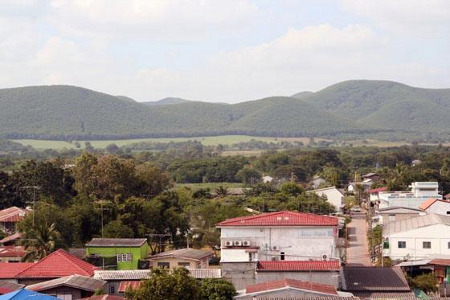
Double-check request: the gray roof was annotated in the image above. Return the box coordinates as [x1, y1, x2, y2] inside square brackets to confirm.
[342, 266, 410, 292]
[86, 238, 147, 247]
[384, 214, 450, 235]
[26, 275, 105, 292]
[94, 270, 151, 280]
[377, 206, 423, 213]
[150, 248, 213, 261]
[0, 281, 24, 292]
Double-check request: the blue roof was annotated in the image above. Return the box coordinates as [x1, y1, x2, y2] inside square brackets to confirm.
[0, 289, 59, 300]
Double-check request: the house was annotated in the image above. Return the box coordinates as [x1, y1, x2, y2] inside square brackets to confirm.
[0, 263, 34, 282]
[362, 173, 380, 182]
[369, 187, 387, 202]
[26, 275, 106, 300]
[0, 207, 29, 234]
[216, 211, 339, 290]
[0, 246, 27, 262]
[374, 206, 424, 226]
[310, 186, 344, 212]
[341, 266, 412, 299]
[86, 238, 149, 270]
[382, 214, 450, 261]
[14, 249, 98, 285]
[310, 176, 327, 189]
[262, 176, 273, 184]
[0, 233, 22, 247]
[420, 198, 450, 216]
[378, 182, 442, 209]
[93, 270, 150, 295]
[148, 248, 213, 269]
[255, 260, 340, 288]
[0, 289, 59, 299]
[0, 282, 24, 295]
[396, 258, 450, 284]
[234, 278, 341, 299]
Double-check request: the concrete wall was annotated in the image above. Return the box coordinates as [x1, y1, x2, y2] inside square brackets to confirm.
[378, 212, 422, 225]
[149, 257, 208, 269]
[221, 262, 257, 291]
[221, 226, 337, 262]
[86, 244, 149, 270]
[39, 286, 92, 300]
[313, 188, 343, 211]
[385, 224, 450, 260]
[256, 271, 340, 288]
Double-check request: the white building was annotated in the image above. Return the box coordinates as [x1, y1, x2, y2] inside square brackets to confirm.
[310, 187, 344, 212]
[383, 214, 450, 261]
[216, 211, 339, 263]
[419, 198, 450, 216]
[379, 182, 442, 209]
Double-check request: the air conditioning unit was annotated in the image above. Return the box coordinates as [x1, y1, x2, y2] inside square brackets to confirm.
[225, 241, 233, 247]
[322, 254, 328, 261]
[271, 256, 278, 261]
[233, 240, 242, 247]
[272, 246, 279, 251]
[242, 240, 251, 247]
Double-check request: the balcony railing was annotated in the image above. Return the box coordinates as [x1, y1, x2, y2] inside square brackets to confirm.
[188, 268, 222, 279]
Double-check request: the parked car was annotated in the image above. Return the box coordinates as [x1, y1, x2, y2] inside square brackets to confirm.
[352, 206, 361, 212]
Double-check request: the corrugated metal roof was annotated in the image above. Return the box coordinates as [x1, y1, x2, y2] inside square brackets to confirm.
[342, 267, 410, 292]
[217, 211, 338, 227]
[93, 270, 151, 280]
[86, 238, 147, 247]
[118, 281, 141, 293]
[27, 275, 105, 292]
[150, 248, 213, 260]
[0, 207, 29, 223]
[257, 260, 340, 271]
[384, 214, 450, 235]
[0, 281, 24, 295]
[245, 278, 337, 295]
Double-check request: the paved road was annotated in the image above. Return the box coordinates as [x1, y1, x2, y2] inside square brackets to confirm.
[346, 211, 372, 266]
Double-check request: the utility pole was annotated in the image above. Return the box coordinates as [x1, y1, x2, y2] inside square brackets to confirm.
[95, 200, 111, 238]
[21, 186, 41, 226]
[147, 233, 172, 253]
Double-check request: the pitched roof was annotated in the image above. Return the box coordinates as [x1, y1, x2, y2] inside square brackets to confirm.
[217, 211, 338, 227]
[27, 275, 105, 292]
[0, 207, 28, 223]
[118, 281, 142, 293]
[383, 214, 450, 235]
[430, 259, 450, 266]
[93, 270, 151, 281]
[0, 246, 27, 258]
[377, 206, 423, 213]
[245, 278, 338, 295]
[0, 282, 24, 295]
[86, 238, 147, 247]
[80, 296, 125, 300]
[0, 233, 22, 245]
[150, 248, 213, 261]
[311, 186, 343, 194]
[16, 249, 98, 278]
[369, 187, 387, 193]
[342, 266, 410, 292]
[0, 289, 59, 299]
[257, 260, 340, 271]
[419, 198, 450, 210]
[0, 263, 34, 279]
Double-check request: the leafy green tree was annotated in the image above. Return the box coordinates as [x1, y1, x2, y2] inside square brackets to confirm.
[19, 222, 62, 261]
[103, 220, 133, 238]
[236, 166, 261, 184]
[106, 143, 120, 154]
[410, 273, 438, 294]
[126, 268, 200, 300]
[72, 152, 98, 197]
[280, 182, 303, 196]
[200, 278, 236, 300]
[135, 164, 172, 197]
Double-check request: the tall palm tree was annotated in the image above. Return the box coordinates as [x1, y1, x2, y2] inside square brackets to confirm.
[20, 222, 61, 262]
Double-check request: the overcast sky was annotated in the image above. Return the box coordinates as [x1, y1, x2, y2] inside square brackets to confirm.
[1, 0, 449, 103]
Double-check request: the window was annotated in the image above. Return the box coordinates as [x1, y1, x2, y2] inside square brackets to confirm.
[448, 242, 450, 249]
[109, 286, 115, 294]
[389, 214, 395, 222]
[423, 241, 431, 249]
[117, 253, 132, 262]
[398, 241, 406, 248]
[157, 262, 170, 268]
[447, 211, 450, 215]
[280, 252, 285, 261]
[178, 262, 190, 268]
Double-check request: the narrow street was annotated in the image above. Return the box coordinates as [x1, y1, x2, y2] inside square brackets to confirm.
[346, 211, 372, 266]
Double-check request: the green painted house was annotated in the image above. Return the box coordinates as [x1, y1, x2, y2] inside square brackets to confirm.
[86, 238, 150, 270]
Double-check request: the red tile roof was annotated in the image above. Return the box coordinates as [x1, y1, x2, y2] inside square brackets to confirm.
[0, 233, 22, 245]
[430, 259, 450, 266]
[81, 296, 125, 300]
[216, 211, 338, 227]
[0, 207, 29, 223]
[369, 187, 387, 193]
[257, 260, 340, 271]
[16, 249, 98, 278]
[246, 278, 338, 295]
[0, 263, 35, 279]
[0, 246, 27, 258]
[118, 281, 142, 293]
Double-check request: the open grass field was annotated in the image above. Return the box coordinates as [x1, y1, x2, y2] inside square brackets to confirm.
[175, 182, 244, 191]
[13, 135, 328, 150]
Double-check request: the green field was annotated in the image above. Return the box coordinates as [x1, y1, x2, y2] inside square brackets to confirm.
[12, 135, 322, 150]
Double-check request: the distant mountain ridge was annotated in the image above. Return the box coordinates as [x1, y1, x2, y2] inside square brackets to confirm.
[0, 80, 449, 140]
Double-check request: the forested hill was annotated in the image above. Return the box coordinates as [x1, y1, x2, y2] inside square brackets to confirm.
[0, 80, 449, 140]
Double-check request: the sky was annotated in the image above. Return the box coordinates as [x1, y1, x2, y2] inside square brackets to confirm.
[0, 0, 449, 103]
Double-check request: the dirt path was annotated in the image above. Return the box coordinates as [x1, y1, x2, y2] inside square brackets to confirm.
[346, 212, 371, 266]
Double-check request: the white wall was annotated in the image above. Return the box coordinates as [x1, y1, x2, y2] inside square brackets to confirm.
[384, 224, 450, 260]
[313, 188, 342, 212]
[220, 226, 337, 262]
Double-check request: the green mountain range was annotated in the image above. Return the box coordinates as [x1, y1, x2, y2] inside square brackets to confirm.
[0, 80, 449, 140]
